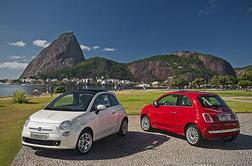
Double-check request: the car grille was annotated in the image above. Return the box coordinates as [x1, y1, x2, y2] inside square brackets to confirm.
[29, 127, 53, 132]
[22, 137, 61, 146]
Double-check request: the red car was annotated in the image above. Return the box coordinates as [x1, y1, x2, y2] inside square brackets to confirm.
[140, 91, 240, 146]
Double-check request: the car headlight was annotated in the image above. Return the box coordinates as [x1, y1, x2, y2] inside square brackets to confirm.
[24, 118, 30, 127]
[59, 120, 72, 130]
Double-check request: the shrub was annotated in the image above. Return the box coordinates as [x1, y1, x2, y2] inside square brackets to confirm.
[12, 90, 30, 104]
[53, 86, 65, 93]
[237, 80, 252, 90]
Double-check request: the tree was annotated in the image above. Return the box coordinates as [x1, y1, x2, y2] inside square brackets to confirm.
[53, 86, 66, 93]
[210, 75, 237, 90]
[240, 71, 252, 81]
[237, 80, 252, 91]
[171, 78, 189, 90]
[192, 78, 205, 89]
[210, 75, 221, 89]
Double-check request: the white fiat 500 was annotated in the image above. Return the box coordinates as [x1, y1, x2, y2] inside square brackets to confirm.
[22, 89, 128, 154]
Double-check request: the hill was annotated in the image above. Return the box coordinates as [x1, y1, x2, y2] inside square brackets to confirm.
[127, 51, 236, 82]
[40, 57, 135, 80]
[235, 65, 252, 77]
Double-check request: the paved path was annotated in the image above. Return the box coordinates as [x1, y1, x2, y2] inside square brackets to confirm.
[12, 114, 252, 166]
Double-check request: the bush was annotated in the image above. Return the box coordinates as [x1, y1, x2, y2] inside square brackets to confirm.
[237, 80, 252, 90]
[12, 90, 30, 104]
[53, 86, 65, 93]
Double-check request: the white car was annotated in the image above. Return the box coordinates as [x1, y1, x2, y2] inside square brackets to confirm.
[22, 89, 128, 154]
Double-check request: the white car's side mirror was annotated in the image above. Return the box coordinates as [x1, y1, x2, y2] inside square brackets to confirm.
[96, 104, 106, 111]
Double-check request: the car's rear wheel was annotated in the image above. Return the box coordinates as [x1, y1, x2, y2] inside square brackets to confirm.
[222, 135, 238, 141]
[118, 118, 128, 136]
[185, 125, 203, 146]
[141, 115, 152, 131]
[76, 130, 93, 154]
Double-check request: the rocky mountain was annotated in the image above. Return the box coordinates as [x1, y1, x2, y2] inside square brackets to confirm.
[20, 32, 84, 78]
[20, 32, 237, 83]
[40, 57, 135, 80]
[128, 51, 236, 82]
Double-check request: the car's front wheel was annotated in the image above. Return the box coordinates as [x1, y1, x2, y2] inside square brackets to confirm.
[76, 130, 93, 154]
[185, 125, 203, 146]
[118, 118, 128, 136]
[141, 115, 152, 131]
[222, 135, 238, 141]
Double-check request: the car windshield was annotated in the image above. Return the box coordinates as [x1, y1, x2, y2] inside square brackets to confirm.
[45, 92, 95, 111]
[198, 95, 227, 108]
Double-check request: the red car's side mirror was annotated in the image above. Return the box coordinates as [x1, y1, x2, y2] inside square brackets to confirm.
[153, 101, 159, 108]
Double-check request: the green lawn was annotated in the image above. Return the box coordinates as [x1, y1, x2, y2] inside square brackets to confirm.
[0, 89, 251, 165]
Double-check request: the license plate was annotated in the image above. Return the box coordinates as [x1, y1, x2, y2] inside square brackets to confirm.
[30, 133, 48, 140]
[218, 114, 232, 121]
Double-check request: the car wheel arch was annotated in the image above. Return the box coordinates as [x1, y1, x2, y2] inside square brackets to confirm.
[75, 127, 94, 149]
[184, 123, 197, 135]
[141, 113, 151, 119]
[122, 116, 128, 122]
[82, 127, 93, 137]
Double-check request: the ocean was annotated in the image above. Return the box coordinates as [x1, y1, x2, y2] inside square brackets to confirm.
[0, 84, 47, 96]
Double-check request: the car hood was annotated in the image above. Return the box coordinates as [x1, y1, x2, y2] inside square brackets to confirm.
[30, 110, 84, 124]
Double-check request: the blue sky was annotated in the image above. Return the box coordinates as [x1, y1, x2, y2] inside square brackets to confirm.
[0, 0, 252, 79]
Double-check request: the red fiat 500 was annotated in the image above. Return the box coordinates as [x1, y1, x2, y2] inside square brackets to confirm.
[140, 91, 240, 146]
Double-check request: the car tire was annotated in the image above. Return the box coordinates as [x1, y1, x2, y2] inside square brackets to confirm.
[222, 135, 238, 141]
[141, 115, 153, 131]
[185, 124, 203, 146]
[76, 129, 93, 155]
[118, 118, 128, 136]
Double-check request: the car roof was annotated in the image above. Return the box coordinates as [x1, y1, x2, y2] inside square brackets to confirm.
[74, 89, 108, 94]
[168, 90, 216, 97]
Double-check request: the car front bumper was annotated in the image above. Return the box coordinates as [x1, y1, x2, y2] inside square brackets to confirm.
[22, 122, 79, 149]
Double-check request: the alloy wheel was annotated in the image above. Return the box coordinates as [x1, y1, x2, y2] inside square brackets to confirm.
[78, 132, 93, 154]
[186, 126, 199, 145]
[121, 120, 128, 135]
[141, 116, 151, 131]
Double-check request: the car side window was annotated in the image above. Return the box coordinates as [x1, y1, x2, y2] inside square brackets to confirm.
[158, 94, 179, 106]
[177, 95, 192, 107]
[109, 94, 119, 106]
[92, 94, 112, 110]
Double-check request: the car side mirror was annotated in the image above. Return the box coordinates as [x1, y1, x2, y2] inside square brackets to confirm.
[95, 104, 106, 114]
[153, 101, 159, 108]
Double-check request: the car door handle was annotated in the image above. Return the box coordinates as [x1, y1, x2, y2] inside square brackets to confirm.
[112, 111, 116, 114]
[170, 111, 177, 114]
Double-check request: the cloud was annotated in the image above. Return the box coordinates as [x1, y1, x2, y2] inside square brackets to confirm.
[32, 39, 50, 48]
[0, 61, 28, 69]
[8, 40, 26, 47]
[9, 56, 21, 60]
[80, 44, 91, 51]
[209, 0, 221, 8]
[92, 46, 100, 50]
[199, 9, 210, 16]
[248, 7, 252, 14]
[102, 47, 117, 52]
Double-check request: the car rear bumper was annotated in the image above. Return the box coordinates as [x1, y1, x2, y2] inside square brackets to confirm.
[208, 128, 240, 134]
[200, 121, 240, 140]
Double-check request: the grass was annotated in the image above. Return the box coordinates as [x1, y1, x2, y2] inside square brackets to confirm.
[0, 90, 251, 165]
[204, 90, 252, 97]
[0, 96, 54, 166]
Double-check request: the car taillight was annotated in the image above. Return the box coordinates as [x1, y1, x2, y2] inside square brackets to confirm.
[202, 113, 214, 123]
